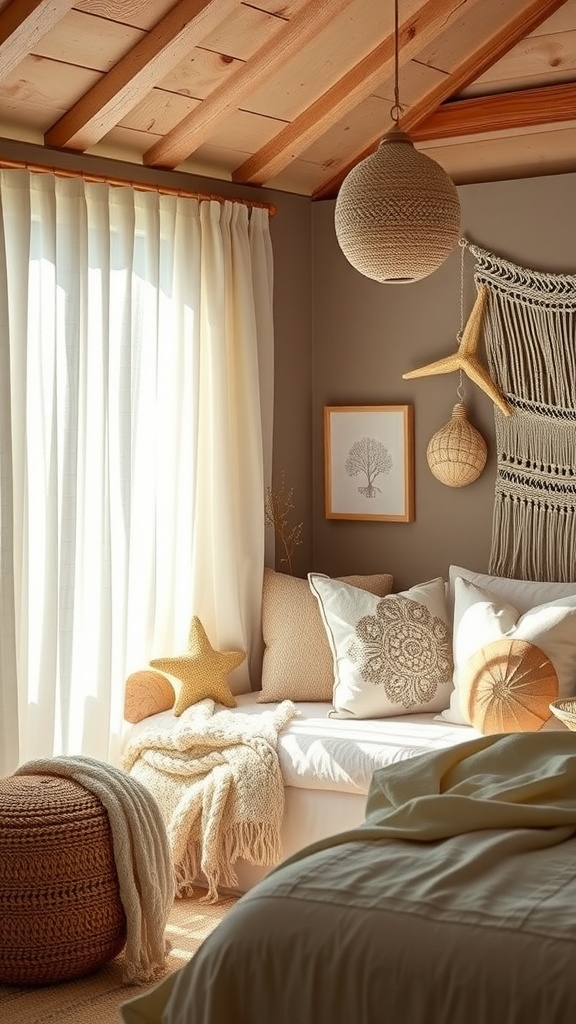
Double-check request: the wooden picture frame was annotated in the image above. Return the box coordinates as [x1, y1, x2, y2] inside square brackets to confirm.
[324, 405, 414, 522]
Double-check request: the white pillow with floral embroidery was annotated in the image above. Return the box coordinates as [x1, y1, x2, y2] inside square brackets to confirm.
[308, 574, 453, 719]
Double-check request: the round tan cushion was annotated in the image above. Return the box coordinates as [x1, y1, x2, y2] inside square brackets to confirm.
[0, 774, 126, 985]
[124, 669, 175, 723]
[460, 638, 558, 734]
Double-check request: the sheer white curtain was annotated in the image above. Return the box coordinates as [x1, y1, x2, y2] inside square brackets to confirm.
[0, 170, 274, 775]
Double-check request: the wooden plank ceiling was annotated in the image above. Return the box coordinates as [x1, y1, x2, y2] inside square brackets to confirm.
[0, 0, 573, 198]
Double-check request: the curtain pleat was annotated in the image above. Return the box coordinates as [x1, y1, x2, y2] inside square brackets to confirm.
[0, 182, 19, 776]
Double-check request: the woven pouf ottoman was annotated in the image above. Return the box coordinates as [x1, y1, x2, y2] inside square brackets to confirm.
[0, 773, 127, 985]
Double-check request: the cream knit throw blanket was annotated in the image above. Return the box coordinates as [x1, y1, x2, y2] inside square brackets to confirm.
[122, 699, 297, 902]
[15, 755, 175, 985]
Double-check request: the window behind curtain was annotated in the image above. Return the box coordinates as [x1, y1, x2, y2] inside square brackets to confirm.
[0, 171, 274, 773]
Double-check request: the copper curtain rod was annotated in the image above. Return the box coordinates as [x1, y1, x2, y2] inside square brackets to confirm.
[0, 157, 277, 216]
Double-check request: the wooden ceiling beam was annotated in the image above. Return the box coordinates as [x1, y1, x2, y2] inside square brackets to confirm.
[411, 82, 576, 141]
[0, 0, 76, 81]
[231, 0, 485, 187]
[143, 0, 355, 169]
[44, 0, 239, 151]
[313, 0, 569, 200]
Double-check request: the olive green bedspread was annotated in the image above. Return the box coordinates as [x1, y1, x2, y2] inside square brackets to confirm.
[122, 731, 576, 1024]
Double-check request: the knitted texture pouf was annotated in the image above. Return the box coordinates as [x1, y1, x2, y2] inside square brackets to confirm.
[0, 773, 127, 985]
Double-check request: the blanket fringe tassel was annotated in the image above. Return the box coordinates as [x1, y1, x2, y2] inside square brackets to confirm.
[174, 822, 283, 903]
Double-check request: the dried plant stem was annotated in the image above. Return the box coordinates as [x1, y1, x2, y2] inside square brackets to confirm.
[265, 473, 303, 576]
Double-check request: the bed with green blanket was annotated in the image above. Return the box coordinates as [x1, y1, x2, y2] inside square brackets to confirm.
[122, 731, 576, 1024]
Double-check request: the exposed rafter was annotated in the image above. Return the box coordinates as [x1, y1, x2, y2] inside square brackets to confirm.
[0, 0, 570, 198]
[313, 0, 569, 200]
[143, 0, 355, 169]
[0, 0, 76, 81]
[44, 0, 239, 151]
[411, 82, 576, 141]
[231, 0, 485, 187]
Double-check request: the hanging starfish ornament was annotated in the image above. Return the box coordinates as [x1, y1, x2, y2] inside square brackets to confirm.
[402, 285, 512, 417]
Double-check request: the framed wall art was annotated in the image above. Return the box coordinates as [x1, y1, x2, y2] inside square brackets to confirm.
[324, 405, 414, 522]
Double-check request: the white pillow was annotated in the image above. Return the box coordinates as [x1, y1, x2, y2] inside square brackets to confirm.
[448, 565, 576, 617]
[442, 576, 576, 727]
[308, 574, 453, 720]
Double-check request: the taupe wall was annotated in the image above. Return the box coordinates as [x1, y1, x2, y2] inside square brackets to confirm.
[309, 172, 576, 591]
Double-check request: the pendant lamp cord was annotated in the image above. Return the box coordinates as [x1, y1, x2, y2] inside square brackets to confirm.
[391, 0, 402, 126]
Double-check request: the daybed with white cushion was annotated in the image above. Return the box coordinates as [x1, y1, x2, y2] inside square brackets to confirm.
[122, 563, 575, 894]
[125, 694, 482, 891]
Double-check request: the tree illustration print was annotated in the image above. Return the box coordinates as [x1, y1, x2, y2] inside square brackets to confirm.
[345, 436, 393, 498]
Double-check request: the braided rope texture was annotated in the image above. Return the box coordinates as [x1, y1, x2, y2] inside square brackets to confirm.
[335, 134, 460, 282]
[465, 240, 576, 305]
[0, 775, 126, 985]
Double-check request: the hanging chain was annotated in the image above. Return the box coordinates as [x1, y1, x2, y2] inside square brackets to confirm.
[457, 238, 466, 402]
[390, 0, 402, 125]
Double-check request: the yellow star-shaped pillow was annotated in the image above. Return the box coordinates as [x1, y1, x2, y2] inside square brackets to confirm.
[150, 616, 245, 716]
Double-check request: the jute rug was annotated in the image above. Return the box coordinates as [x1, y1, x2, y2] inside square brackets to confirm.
[0, 893, 238, 1024]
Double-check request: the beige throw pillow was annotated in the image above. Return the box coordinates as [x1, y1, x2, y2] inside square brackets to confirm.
[308, 574, 453, 719]
[257, 568, 393, 703]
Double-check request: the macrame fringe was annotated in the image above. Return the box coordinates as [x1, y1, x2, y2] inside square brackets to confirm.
[489, 491, 576, 583]
[463, 239, 576, 582]
[483, 300, 576, 409]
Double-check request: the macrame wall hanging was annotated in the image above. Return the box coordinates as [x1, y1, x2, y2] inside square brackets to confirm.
[462, 238, 576, 583]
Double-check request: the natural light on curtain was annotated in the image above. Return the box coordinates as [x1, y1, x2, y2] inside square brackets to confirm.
[0, 170, 274, 775]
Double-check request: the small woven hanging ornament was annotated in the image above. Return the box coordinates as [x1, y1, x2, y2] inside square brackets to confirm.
[427, 401, 487, 487]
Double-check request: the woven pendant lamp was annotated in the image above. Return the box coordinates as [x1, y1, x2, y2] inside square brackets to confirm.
[427, 401, 487, 487]
[334, 1, 460, 284]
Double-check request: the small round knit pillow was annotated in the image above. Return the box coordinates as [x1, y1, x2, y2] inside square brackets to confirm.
[0, 774, 127, 985]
